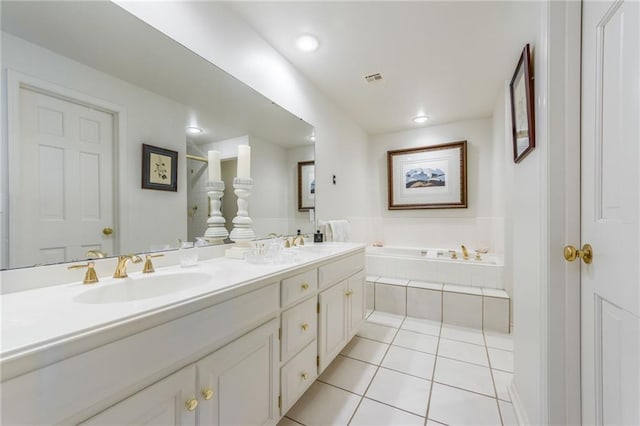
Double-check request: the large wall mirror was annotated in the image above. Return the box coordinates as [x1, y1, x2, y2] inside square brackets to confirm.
[0, 1, 315, 270]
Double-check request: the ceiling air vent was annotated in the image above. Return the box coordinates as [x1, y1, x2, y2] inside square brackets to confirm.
[365, 73, 383, 83]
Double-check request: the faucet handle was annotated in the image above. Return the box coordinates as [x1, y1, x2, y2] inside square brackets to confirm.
[68, 261, 99, 284]
[143, 254, 164, 274]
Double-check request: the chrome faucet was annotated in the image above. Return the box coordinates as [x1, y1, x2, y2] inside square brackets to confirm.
[113, 255, 142, 278]
[461, 245, 470, 260]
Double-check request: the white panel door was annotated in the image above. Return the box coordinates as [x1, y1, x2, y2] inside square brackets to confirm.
[197, 319, 279, 426]
[11, 87, 114, 267]
[80, 366, 196, 426]
[581, 1, 640, 424]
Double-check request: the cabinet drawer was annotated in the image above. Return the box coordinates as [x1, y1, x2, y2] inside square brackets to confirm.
[318, 253, 364, 289]
[280, 340, 317, 414]
[281, 297, 317, 362]
[281, 269, 317, 308]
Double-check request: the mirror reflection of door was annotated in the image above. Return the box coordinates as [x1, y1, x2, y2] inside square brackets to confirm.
[11, 85, 115, 267]
[221, 159, 238, 234]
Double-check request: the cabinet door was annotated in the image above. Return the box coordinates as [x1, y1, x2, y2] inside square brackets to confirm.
[348, 271, 365, 339]
[318, 280, 348, 372]
[80, 366, 196, 426]
[197, 319, 279, 426]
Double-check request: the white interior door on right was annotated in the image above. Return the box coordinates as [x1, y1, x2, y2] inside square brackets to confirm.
[581, 1, 640, 424]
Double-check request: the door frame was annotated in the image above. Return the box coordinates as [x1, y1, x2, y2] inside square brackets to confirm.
[5, 69, 127, 265]
[544, 1, 582, 424]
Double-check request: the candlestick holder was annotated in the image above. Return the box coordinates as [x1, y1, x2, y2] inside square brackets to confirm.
[229, 177, 255, 243]
[203, 180, 228, 243]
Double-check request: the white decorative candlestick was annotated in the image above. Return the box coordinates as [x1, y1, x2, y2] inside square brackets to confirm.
[229, 177, 255, 243]
[204, 180, 228, 243]
[237, 145, 251, 178]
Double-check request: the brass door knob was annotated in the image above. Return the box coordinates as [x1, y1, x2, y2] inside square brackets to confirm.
[301, 282, 309, 290]
[564, 243, 593, 264]
[102, 227, 113, 236]
[185, 398, 198, 411]
[201, 389, 214, 400]
[301, 323, 309, 331]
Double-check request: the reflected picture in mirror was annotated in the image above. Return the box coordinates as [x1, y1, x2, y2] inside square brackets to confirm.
[0, 1, 315, 270]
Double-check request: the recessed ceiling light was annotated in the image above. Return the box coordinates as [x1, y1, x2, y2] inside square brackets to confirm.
[186, 126, 203, 134]
[413, 115, 430, 124]
[296, 34, 320, 52]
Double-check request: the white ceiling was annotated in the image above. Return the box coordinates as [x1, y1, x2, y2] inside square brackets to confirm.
[1, 1, 313, 148]
[227, 1, 541, 135]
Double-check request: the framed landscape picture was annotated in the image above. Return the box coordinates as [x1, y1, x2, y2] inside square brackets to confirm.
[387, 141, 467, 209]
[141, 144, 178, 192]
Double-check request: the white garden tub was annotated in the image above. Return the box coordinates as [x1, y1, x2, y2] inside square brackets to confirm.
[366, 246, 504, 289]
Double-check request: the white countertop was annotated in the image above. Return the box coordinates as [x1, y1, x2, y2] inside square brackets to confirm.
[1, 243, 364, 373]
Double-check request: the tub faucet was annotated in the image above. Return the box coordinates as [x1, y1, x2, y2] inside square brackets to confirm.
[461, 245, 469, 260]
[113, 254, 142, 278]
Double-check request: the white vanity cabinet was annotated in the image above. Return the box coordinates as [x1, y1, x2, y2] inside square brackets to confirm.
[82, 320, 279, 426]
[317, 256, 366, 373]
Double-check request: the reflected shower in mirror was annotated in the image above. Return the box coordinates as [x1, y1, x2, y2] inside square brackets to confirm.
[0, 1, 314, 270]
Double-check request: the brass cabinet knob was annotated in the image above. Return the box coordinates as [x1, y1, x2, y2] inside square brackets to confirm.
[345, 290, 353, 297]
[301, 372, 308, 380]
[201, 389, 214, 400]
[185, 398, 198, 411]
[564, 243, 593, 264]
[301, 282, 309, 290]
[301, 323, 309, 331]
[102, 227, 113, 236]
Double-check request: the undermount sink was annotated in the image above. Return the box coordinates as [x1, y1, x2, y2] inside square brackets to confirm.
[74, 272, 211, 304]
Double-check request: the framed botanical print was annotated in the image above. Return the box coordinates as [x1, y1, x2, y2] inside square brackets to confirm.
[510, 44, 535, 163]
[142, 144, 178, 192]
[298, 161, 315, 211]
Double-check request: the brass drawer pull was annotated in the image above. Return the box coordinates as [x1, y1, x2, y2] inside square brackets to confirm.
[202, 389, 214, 400]
[345, 290, 353, 297]
[185, 398, 198, 411]
[301, 282, 309, 290]
[301, 372, 309, 380]
[301, 323, 309, 331]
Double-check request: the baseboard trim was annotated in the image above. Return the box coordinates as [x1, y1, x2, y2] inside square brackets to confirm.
[509, 382, 530, 425]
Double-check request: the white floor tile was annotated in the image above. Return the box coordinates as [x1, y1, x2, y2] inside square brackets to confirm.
[402, 317, 442, 337]
[366, 368, 431, 416]
[286, 381, 360, 426]
[382, 345, 436, 380]
[318, 355, 377, 395]
[350, 398, 425, 426]
[341, 336, 389, 365]
[438, 338, 489, 367]
[357, 321, 397, 344]
[393, 329, 439, 354]
[367, 311, 405, 328]
[484, 331, 514, 351]
[492, 369, 513, 401]
[488, 347, 513, 372]
[434, 357, 495, 397]
[428, 382, 501, 425]
[499, 400, 519, 426]
[441, 324, 485, 345]
[277, 417, 303, 426]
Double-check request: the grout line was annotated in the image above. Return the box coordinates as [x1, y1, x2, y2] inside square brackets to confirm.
[363, 395, 428, 420]
[430, 380, 501, 400]
[423, 318, 443, 425]
[482, 329, 504, 425]
[346, 315, 407, 425]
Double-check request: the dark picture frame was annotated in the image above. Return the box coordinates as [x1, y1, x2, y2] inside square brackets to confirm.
[141, 144, 178, 192]
[510, 44, 535, 163]
[387, 141, 467, 210]
[297, 160, 315, 211]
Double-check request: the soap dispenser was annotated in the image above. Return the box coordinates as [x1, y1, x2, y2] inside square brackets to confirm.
[314, 230, 324, 243]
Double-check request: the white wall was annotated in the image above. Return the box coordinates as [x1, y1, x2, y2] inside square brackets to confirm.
[0, 32, 188, 264]
[114, 1, 370, 243]
[368, 119, 504, 254]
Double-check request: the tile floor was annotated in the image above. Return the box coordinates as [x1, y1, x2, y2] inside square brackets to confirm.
[280, 311, 517, 426]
